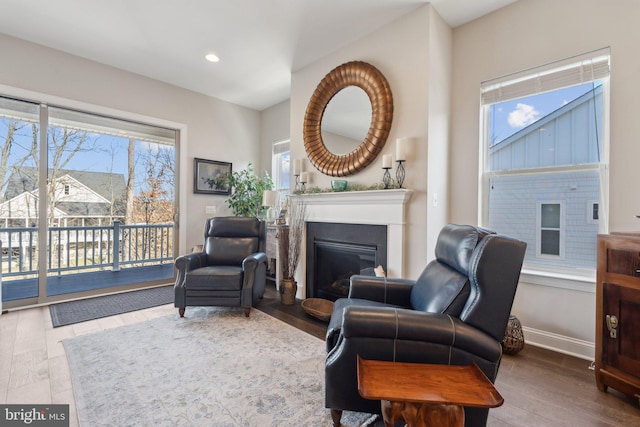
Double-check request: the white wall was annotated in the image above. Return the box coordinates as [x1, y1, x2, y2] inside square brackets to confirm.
[260, 99, 290, 178]
[290, 5, 451, 279]
[0, 32, 262, 255]
[450, 0, 640, 359]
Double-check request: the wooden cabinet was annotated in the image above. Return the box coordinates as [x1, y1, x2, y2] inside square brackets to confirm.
[595, 233, 640, 399]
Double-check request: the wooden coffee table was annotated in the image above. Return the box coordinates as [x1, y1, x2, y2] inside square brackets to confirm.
[356, 356, 504, 427]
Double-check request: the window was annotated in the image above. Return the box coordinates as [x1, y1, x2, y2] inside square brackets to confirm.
[588, 201, 599, 224]
[272, 139, 290, 197]
[480, 48, 609, 275]
[537, 202, 563, 257]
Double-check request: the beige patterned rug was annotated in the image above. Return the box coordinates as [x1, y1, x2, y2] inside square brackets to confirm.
[63, 306, 378, 426]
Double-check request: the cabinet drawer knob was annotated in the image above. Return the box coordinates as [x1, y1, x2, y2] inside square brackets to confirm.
[606, 314, 618, 339]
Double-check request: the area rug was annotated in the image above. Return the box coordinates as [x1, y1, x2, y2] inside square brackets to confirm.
[63, 306, 378, 426]
[50, 285, 173, 327]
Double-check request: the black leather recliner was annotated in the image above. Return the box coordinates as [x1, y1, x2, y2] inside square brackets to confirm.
[174, 216, 267, 317]
[325, 224, 527, 427]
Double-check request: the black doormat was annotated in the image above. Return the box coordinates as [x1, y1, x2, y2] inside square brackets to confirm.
[49, 285, 174, 328]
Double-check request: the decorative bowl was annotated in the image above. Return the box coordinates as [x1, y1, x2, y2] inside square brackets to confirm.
[331, 180, 348, 192]
[301, 298, 334, 322]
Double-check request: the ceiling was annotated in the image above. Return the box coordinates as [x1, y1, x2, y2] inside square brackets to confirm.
[0, 0, 517, 111]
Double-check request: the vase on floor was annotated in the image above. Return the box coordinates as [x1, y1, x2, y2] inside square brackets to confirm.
[502, 314, 525, 354]
[280, 279, 297, 305]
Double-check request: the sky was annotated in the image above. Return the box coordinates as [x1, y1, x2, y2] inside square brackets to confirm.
[1, 123, 174, 198]
[489, 82, 600, 145]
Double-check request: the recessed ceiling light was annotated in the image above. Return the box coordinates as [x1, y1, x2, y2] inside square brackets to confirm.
[205, 53, 220, 63]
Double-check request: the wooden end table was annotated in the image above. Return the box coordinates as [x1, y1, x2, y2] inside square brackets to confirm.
[356, 356, 504, 427]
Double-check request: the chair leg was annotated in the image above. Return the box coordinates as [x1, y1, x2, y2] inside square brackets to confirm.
[178, 308, 185, 317]
[244, 307, 250, 317]
[330, 409, 342, 427]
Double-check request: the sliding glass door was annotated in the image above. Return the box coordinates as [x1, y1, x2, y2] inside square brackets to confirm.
[1, 97, 178, 307]
[0, 97, 41, 302]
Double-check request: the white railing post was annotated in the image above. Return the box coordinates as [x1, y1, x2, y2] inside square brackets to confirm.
[113, 220, 121, 271]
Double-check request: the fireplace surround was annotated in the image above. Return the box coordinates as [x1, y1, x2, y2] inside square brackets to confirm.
[294, 189, 412, 299]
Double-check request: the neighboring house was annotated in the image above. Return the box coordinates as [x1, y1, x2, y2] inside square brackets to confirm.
[0, 166, 126, 228]
[488, 86, 603, 272]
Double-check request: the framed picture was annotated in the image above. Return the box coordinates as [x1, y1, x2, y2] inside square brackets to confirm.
[194, 158, 232, 195]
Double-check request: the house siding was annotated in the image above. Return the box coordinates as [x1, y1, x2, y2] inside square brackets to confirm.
[489, 87, 603, 171]
[489, 170, 600, 270]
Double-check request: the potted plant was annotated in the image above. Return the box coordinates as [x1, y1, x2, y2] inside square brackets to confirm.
[224, 163, 273, 218]
[280, 196, 307, 305]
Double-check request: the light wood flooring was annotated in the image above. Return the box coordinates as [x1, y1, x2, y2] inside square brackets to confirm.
[1, 284, 640, 426]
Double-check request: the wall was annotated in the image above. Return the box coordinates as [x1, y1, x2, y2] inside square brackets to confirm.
[450, 0, 640, 358]
[0, 32, 262, 255]
[290, 4, 451, 280]
[259, 99, 290, 178]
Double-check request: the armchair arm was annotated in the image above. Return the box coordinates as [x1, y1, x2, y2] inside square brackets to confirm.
[349, 275, 414, 308]
[174, 251, 208, 274]
[337, 305, 501, 363]
[174, 251, 208, 308]
[242, 252, 268, 306]
[242, 252, 268, 281]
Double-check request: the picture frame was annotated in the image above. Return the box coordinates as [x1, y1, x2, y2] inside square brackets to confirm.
[194, 158, 232, 195]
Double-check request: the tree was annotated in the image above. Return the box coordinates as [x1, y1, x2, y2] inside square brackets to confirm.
[224, 164, 273, 217]
[46, 126, 97, 226]
[125, 138, 135, 224]
[132, 144, 175, 224]
[0, 119, 38, 200]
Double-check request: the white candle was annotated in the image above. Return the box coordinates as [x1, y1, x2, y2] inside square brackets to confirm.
[299, 159, 305, 173]
[300, 172, 309, 183]
[396, 138, 408, 161]
[293, 159, 300, 176]
[382, 154, 392, 169]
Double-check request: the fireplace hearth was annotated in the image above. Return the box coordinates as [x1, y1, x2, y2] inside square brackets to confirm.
[306, 222, 386, 301]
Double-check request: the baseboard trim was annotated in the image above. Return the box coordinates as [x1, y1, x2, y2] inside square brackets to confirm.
[522, 326, 595, 361]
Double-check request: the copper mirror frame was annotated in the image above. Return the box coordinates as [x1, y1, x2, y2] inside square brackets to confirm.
[303, 61, 393, 177]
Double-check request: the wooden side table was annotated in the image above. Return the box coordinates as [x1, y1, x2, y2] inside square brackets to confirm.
[356, 356, 504, 427]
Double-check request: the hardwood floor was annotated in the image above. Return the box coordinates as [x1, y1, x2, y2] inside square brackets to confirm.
[1, 283, 639, 426]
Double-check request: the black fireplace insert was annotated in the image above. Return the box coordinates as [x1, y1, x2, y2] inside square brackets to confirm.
[306, 222, 387, 301]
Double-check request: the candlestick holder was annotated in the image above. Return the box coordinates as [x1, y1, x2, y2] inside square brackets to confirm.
[299, 173, 308, 193]
[382, 167, 392, 189]
[395, 160, 406, 188]
[294, 174, 301, 192]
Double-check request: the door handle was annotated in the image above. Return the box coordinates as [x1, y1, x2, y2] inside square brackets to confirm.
[606, 314, 618, 339]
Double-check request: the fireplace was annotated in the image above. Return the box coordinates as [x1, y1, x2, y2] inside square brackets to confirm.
[306, 222, 387, 301]
[294, 189, 411, 300]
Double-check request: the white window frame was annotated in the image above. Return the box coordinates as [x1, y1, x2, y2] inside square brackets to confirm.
[536, 200, 564, 259]
[479, 48, 610, 288]
[271, 139, 290, 194]
[587, 200, 599, 224]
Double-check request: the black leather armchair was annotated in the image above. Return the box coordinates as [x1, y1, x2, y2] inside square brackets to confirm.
[325, 224, 527, 427]
[174, 216, 268, 317]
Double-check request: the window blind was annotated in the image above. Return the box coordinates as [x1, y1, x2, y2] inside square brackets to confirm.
[0, 97, 176, 145]
[481, 47, 610, 105]
[48, 106, 176, 146]
[273, 139, 290, 154]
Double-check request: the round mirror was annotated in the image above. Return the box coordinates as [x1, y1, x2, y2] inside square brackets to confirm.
[304, 61, 393, 177]
[321, 86, 372, 155]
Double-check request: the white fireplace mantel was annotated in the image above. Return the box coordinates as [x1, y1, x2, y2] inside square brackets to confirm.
[292, 189, 413, 297]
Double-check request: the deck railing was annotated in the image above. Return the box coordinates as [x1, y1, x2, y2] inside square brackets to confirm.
[0, 220, 174, 278]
